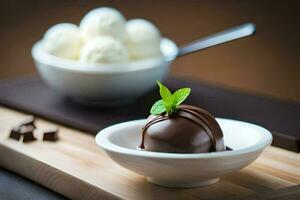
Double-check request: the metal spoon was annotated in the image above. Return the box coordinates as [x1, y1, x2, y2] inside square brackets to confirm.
[177, 23, 256, 57]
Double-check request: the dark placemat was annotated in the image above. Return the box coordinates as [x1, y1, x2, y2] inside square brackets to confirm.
[0, 168, 66, 200]
[0, 76, 299, 152]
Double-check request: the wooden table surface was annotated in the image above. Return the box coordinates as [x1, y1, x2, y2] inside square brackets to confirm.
[0, 106, 299, 200]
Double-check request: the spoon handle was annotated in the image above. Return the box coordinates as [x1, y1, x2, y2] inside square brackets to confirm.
[178, 23, 256, 57]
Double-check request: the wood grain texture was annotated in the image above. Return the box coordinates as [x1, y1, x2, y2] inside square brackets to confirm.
[236, 185, 300, 200]
[0, 106, 299, 200]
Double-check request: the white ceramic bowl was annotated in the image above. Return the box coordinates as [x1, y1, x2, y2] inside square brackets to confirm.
[31, 39, 178, 105]
[96, 118, 272, 188]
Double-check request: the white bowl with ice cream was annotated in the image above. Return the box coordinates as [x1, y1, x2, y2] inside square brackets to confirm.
[32, 7, 255, 105]
[32, 37, 177, 105]
[96, 118, 272, 188]
[32, 8, 178, 105]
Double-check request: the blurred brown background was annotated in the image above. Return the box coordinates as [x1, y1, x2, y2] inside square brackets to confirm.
[0, 0, 299, 103]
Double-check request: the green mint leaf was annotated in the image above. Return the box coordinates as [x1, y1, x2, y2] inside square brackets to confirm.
[164, 102, 177, 115]
[157, 81, 173, 104]
[164, 103, 172, 114]
[172, 88, 191, 106]
[150, 81, 192, 115]
[170, 105, 177, 115]
[150, 99, 167, 115]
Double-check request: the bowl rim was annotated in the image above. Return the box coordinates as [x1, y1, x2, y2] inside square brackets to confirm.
[31, 38, 178, 74]
[95, 118, 273, 159]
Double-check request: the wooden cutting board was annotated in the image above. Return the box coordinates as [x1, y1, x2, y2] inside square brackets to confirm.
[0, 106, 299, 200]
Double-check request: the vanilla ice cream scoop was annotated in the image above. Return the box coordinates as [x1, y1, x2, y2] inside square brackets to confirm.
[79, 7, 126, 41]
[125, 19, 162, 60]
[80, 36, 129, 64]
[43, 23, 83, 60]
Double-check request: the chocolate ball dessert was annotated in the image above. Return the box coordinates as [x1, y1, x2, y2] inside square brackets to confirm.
[139, 81, 225, 153]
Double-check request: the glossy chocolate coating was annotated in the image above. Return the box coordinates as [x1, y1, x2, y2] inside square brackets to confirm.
[139, 105, 225, 153]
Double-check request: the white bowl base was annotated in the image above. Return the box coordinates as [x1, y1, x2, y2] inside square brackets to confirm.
[147, 177, 219, 188]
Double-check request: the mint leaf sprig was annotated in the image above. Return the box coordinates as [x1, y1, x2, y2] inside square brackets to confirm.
[150, 81, 191, 115]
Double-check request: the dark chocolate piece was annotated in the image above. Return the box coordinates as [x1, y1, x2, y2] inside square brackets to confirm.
[42, 128, 59, 142]
[20, 125, 36, 142]
[9, 126, 21, 141]
[226, 146, 232, 151]
[140, 105, 225, 153]
[19, 115, 36, 128]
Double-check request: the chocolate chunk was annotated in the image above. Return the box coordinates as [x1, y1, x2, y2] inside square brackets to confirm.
[20, 125, 36, 142]
[226, 146, 233, 151]
[9, 126, 21, 141]
[8, 115, 37, 143]
[42, 128, 59, 142]
[19, 115, 36, 128]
